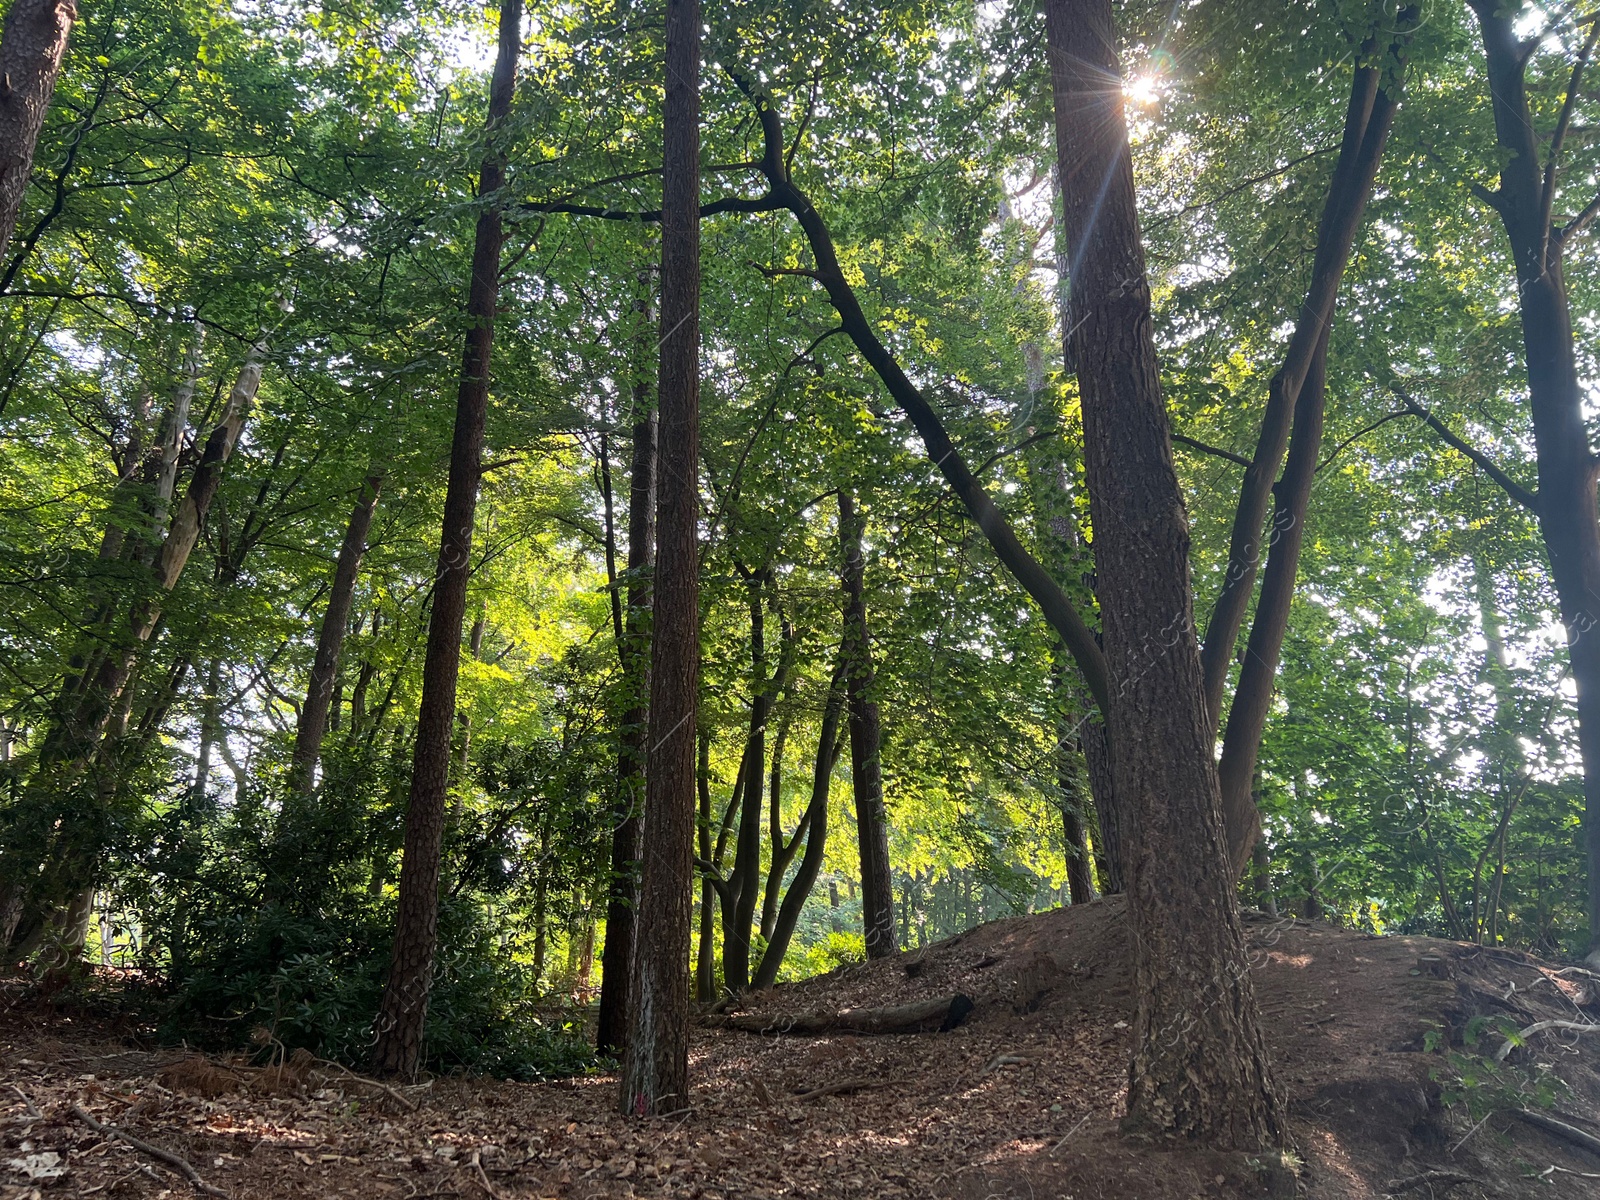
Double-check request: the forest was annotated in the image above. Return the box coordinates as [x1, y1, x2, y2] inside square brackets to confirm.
[6, 0, 1600, 1194]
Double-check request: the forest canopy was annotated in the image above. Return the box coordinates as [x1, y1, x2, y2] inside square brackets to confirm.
[0, 0, 1598, 1145]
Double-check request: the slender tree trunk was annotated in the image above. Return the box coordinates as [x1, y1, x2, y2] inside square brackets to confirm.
[1469, 0, 1600, 962]
[723, 574, 767, 988]
[760, 715, 795, 940]
[620, 0, 698, 1116]
[596, 344, 657, 1056]
[1198, 22, 1411, 725]
[753, 663, 847, 988]
[1047, 0, 1284, 1147]
[188, 657, 222, 812]
[694, 730, 717, 1002]
[1209, 25, 1413, 874]
[290, 475, 381, 795]
[370, 0, 519, 1079]
[839, 492, 895, 958]
[1053, 658, 1096, 906]
[0, 0, 75, 262]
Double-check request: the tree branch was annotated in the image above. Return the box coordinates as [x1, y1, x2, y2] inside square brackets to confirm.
[1540, 14, 1600, 267]
[1397, 389, 1540, 513]
[1172, 431, 1251, 468]
[1315, 408, 1412, 473]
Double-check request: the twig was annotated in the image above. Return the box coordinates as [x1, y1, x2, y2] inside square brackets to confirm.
[1494, 1018, 1600, 1061]
[8, 1084, 41, 1117]
[1539, 1163, 1600, 1180]
[1384, 1169, 1478, 1195]
[71, 1104, 230, 1198]
[314, 1057, 419, 1111]
[983, 1053, 1033, 1073]
[1449, 1108, 1496, 1154]
[467, 1149, 503, 1200]
[790, 1077, 891, 1100]
[1509, 1107, 1600, 1158]
[1049, 1114, 1091, 1155]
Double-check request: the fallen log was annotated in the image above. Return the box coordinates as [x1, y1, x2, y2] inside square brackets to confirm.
[705, 993, 974, 1035]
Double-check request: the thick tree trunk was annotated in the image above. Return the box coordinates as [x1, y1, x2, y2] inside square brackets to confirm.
[596, 362, 657, 1056]
[839, 492, 895, 958]
[370, 0, 519, 1079]
[0, 0, 75, 262]
[753, 664, 846, 989]
[619, 0, 698, 1117]
[289, 475, 381, 795]
[1047, 0, 1284, 1148]
[1469, 0, 1600, 963]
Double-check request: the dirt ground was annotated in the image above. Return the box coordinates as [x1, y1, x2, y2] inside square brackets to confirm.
[5, 898, 1600, 1200]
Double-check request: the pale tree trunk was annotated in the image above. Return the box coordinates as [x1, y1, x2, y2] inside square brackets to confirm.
[370, 0, 520, 1079]
[188, 657, 222, 812]
[3, 338, 266, 956]
[597, 345, 657, 1056]
[620, 0, 699, 1116]
[839, 492, 895, 958]
[1047, 0, 1285, 1148]
[0, 0, 75, 261]
[289, 474, 381, 795]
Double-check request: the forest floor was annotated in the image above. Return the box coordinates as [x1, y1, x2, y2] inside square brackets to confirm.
[5, 898, 1600, 1199]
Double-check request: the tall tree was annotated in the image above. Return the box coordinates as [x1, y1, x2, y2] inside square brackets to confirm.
[596, 310, 657, 1057]
[289, 473, 382, 796]
[1046, 0, 1285, 1146]
[1463, 0, 1600, 962]
[370, 0, 521, 1079]
[839, 491, 894, 958]
[0, 0, 75, 260]
[619, 0, 699, 1116]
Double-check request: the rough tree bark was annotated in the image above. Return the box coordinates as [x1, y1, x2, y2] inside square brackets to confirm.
[596, 341, 657, 1057]
[289, 474, 382, 796]
[1047, 0, 1285, 1147]
[839, 491, 895, 958]
[370, 0, 520, 1079]
[1466, 0, 1600, 962]
[0, 0, 75, 261]
[619, 0, 698, 1116]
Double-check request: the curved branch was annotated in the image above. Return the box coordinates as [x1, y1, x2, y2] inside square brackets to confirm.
[1397, 390, 1540, 514]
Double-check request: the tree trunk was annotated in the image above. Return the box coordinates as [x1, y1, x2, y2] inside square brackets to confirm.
[839, 492, 895, 958]
[759, 714, 795, 941]
[1198, 23, 1412, 729]
[187, 658, 222, 813]
[724, 572, 770, 989]
[1047, 0, 1284, 1148]
[370, 0, 519, 1079]
[694, 730, 718, 1003]
[596, 340, 657, 1056]
[620, 0, 698, 1117]
[1468, 0, 1600, 963]
[1051, 658, 1096, 905]
[0, 0, 75, 262]
[290, 474, 381, 795]
[1079, 718, 1123, 894]
[753, 663, 846, 989]
[1209, 27, 1413, 875]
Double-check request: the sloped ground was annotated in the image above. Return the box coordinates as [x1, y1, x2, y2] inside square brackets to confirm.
[4, 898, 1600, 1200]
